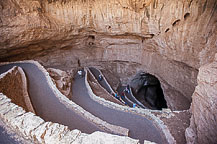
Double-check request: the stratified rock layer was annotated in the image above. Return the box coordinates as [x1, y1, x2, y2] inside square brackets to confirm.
[1, 0, 216, 110]
[0, 0, 216, 68]
[185, 54, 217, 144]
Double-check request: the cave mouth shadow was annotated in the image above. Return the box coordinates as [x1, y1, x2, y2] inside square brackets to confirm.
[130, 72, 167, 110]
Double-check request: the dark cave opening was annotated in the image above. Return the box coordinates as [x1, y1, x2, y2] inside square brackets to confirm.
[130, 72, 167, 110]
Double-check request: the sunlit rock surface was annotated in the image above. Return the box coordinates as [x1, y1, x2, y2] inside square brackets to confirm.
[47, 68, 72, 98]
[1, 0, 216, 111]
[185, 54, 217, 144]
[0, 0, 216, 143]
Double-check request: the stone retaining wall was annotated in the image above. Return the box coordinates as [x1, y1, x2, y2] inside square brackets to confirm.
[84, 68, 176, 144]
[0, 93, 140, 144]
[0, 61, 130, 136]
[87, 69, 124, 105]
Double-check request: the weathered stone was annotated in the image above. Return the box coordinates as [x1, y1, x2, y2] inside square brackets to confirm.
[0, 1, 215, 112]
[74, 131, 139, 144]
[0, 93, 145, 144]
[0, 66, 35, 113]
[10, 112, 44, 138]
[0, 0, 216, 143]
[31, 122, 70, 144]
[0, 97, 11, 106]
[0, 102, 17, 115]
[2, 106, 26, 122]
[186, 55, 217, 144]
[43, 123, 69, 143]
[60, 129, 81, 144]
[47, 68, 72, 99]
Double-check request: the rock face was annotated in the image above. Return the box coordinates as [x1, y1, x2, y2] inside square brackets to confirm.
[47, 68, 72, 98]
[185, 54, 217, 144]
[1, 0, 216, 110]
[0, 0, 216, 68]
[0, 66, 35, 113]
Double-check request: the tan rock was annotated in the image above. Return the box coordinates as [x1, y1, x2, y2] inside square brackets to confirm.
[186, 55, 217, 144]
[74, 131, 139, 144]
[1, 0, 216, 111]
[47, 68, 72, 99]
[31, 122, 71, 144]
[60, 129, 81, 144]
[2, 105, 26, 122]
[0, 66, 35, 113]
[10, 112, 44, 138]
[0, 102, 17, 115]
[0, 93, 147, 144]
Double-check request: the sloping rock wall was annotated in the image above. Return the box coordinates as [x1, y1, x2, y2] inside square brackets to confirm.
[185, 54, 217, 144]
[0, 66, 35, 113]
[1, 0, 216, 110]
[0, 0, 216, 68]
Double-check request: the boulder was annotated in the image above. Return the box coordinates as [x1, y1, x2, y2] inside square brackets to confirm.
[47, 68, 72, 99]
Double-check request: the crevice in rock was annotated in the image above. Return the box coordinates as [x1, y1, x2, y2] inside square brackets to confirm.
[184, 13, 190, 20]
[88, 35, 95, 40]
[165, 28, 170, 33]
[172, 19, 181, 27]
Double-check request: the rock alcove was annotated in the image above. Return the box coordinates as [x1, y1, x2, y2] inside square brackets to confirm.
[0, 0, 216, 144]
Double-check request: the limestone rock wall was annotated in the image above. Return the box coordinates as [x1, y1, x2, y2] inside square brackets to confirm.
[0, 0, 216, 110]
[185, 54, 217, 144]
[0, 0, 216, 68]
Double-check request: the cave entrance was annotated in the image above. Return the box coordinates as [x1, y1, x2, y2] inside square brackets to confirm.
[129, 72, 167, 110]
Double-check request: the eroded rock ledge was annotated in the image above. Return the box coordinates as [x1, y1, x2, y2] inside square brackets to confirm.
[0, 0, 216, 68]
[1, 0, 216, 111]
[186, 54, 217, 144]
[0, 0, 216, 143]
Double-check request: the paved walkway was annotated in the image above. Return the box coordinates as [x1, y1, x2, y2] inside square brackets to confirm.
[89, 67, 134, 107]
[72, 70, 167, 143]
[0, 63, 167, 144]
[0, 63, 102, 134]
[89, 67, 113, 94]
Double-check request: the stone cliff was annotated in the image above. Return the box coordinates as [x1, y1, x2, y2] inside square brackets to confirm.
[0, 0, 216, 111]
[186, 54, 217, 144]
[0, 0, 216, 68]
[0, 0, 216, 143]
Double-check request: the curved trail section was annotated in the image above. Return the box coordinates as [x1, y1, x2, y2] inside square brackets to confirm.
[0, 62, 127, 135]
[89, 67, 146, 108]
[72, 68, 167, 143]
[124, 87, 147, 109]
[89, 67, 114, 94]
[87, 69, 124, 105]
